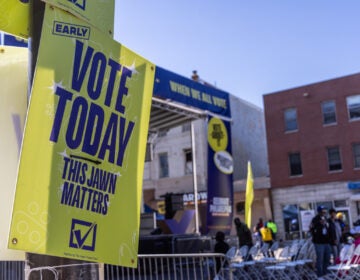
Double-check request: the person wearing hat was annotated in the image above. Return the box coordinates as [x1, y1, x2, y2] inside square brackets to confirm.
[335, 226, 360, 265]
[336, 212, 346, 232]
[309, 205, 331, 277]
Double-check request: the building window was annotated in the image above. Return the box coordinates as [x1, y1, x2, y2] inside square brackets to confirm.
[282, 204, 299, 240]
[284, 108, 298, 132]
[334, 199, 348, 208]
[327, 146, 342, 171]
[347, 95, 360, 120]
[236, 201, 245, 214]
[159, 153, 169, 178]
[158, 130, 167, 137]
[289, 153, 302, 176]
[321, 100, 337, 125]
[353, 143, 360, 168]
[182, 122, 191, 132]
[184, 149, 193, 174]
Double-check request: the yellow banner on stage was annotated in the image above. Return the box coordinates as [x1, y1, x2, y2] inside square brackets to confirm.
[0, 0, 29, 38]
[0, 46, 27, 261]
[8, 5, 154, 267]
[43, 0, 115, 37]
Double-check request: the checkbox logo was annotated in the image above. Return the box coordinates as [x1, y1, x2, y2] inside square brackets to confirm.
[69, 219, 97, 251]
[67, 0, 86, 11]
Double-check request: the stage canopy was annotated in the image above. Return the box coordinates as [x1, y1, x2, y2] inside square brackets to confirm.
[149, 66, 232, 134]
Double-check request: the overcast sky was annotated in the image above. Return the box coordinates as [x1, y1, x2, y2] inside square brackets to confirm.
[114, 1, 360, 108]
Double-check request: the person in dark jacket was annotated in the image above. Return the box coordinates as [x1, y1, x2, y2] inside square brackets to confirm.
[309, 205, 331, 277]
[234, 218, 253, 261]
[234, 217, 253, 248]
[214, 231, 230, 273]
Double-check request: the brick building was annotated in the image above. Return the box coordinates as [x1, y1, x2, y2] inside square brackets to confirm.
[264, 73, 360, 240]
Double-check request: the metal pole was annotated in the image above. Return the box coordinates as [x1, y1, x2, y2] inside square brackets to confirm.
[191, 121, 200, 234]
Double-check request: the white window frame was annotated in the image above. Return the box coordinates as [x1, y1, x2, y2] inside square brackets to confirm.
[321, 100, 337, 125]
[284, 108, 298, 132]
[347, 95, 360, 121]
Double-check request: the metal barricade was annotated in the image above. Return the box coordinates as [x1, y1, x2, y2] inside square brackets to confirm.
[104, 253, 225, 280]
[0, 253, 226, 280]
[0, 261, 24, 280]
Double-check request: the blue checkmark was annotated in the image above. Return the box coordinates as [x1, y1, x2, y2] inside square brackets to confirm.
[73, 222, 96, 248]
[69, 219, 97, 251]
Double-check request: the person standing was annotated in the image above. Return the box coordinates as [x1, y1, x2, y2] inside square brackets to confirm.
[328, 209, 342, 261]
[336, 212, 346, 232]
[309, 205, 331, 277]
[256, 218, 264, 245]
[214, 231, 230, 273]
[260, 222, 273, 246]
[234, 218, 253, 247]
[252, 226, 262, 247]
[256, 218, 264, 233]
[267, 219, 278, 240]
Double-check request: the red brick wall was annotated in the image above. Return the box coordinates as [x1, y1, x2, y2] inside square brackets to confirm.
[264, 73, 360, 188]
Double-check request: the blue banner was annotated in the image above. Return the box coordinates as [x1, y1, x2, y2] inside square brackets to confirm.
[206, 118, 233, 235]
[153, 66, 231, 118]
[4, 34, 28, 47]
[153, 66, 233, 235]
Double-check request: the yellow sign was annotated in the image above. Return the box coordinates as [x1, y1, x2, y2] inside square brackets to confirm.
[0, 46, 27, 261]
[157, 201, 165, 215]
[9, 5, 154, 267]
[207, 117, 228, 152]
[43, 0, 115, 37]
[0, 0, 29, 38]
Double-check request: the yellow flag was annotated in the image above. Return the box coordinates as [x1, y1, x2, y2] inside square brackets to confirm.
[245, 161, 254, 229]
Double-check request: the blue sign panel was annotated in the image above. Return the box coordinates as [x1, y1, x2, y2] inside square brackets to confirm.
[153, 66, 231, 118]
[348, 182, 360, 190]
[206, 118, 233, 235]
[4, 34, 28, 47]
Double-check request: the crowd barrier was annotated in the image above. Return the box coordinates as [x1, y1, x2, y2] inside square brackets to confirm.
[0, 235, 233, 279]
[104, 253, 224, 280]
[0, 261, 24, 280]
[0, 253, 223, 280]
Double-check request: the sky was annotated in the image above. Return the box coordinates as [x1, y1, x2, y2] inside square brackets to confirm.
[114, 1, 360, 108]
